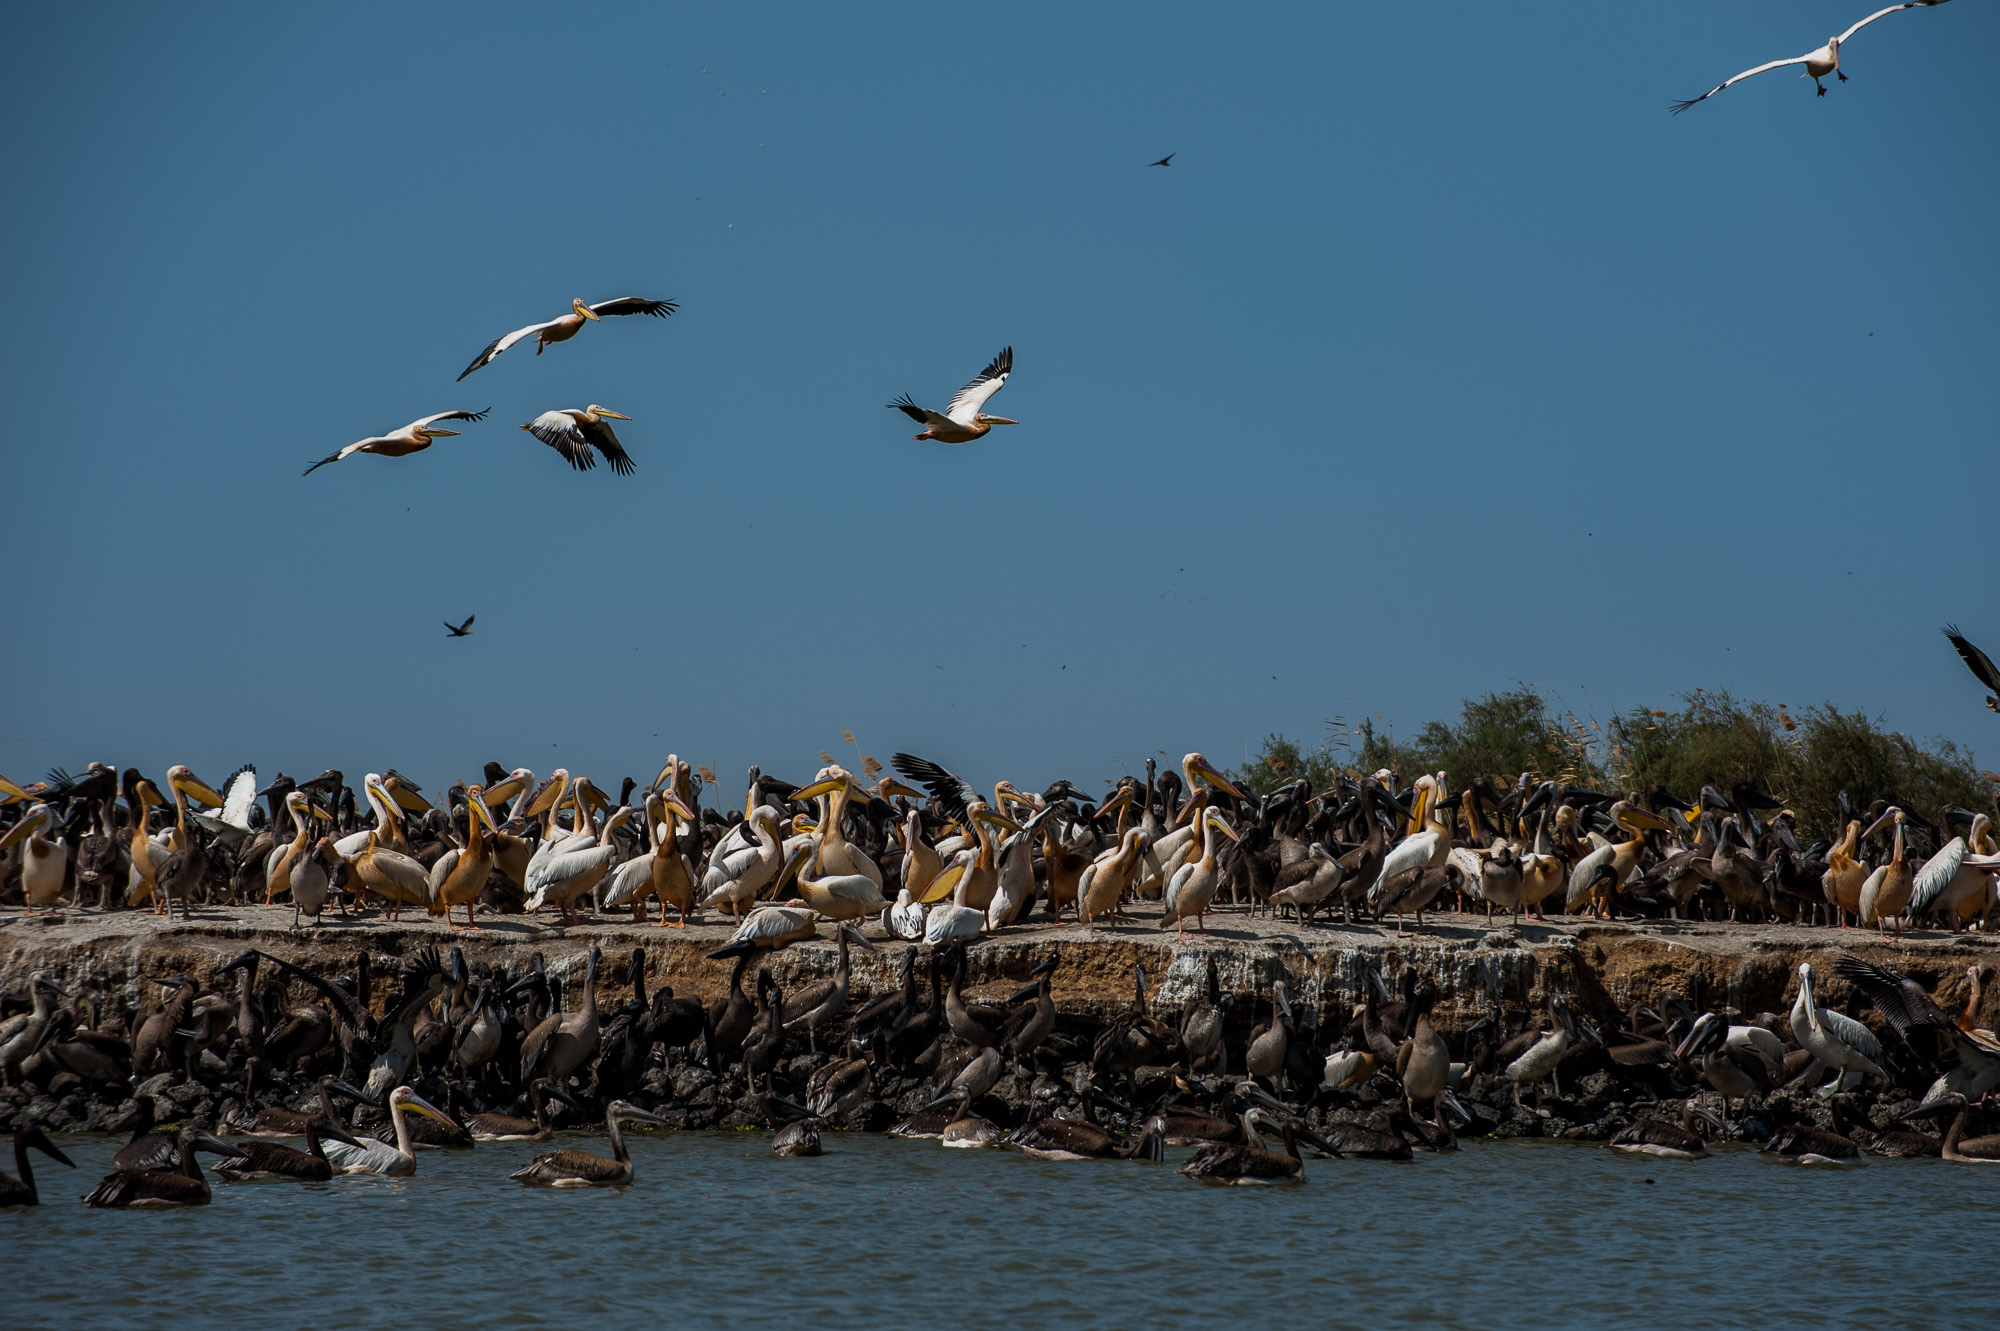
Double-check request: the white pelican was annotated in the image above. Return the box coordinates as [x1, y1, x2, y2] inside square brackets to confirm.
[1502, 996, 1575, 1110]
[1670, 2, 1952, 115]
[0, 804, 65, 914]
[700, 805, 787, 920]
[603, 790, 701, 925]
[1856, 807, 1914, 935]
[320, 1086, 458, 1176]
[425, 785, 500, 929]
[302, 409, 490, 476]
[521, 405, 636, 475]
[1789, 962, 1888, 1095]
[1161, 808, 1242, 939]
[924, 900, 987, 946]
[790, 770, 885, 887]
[263, 791, 332, 905]
[1909, 813, 1996, 929]
[1078, 829, 1147, 925]
[1367, 774, 1449, 904]
[1563, 802, 1678, 916]
[708, 902, 821, 959]
[796, 855, 890, 922]
[887, 346, 1016, 443]
[884, 887, 926, 940]
[458, 295, 676, 380]
[526, 800, 635, 925]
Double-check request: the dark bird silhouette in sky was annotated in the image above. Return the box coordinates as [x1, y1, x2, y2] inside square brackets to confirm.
[1943, 624, 2000, 712]
[1149, 152, 1175, 167]
[444, 615, 476, 638]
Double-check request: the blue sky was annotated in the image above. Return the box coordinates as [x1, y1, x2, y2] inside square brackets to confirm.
[3, 2, 1994, 797]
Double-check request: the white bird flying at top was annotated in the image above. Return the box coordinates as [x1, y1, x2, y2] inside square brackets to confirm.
[887, 346, 1017, 444]
[1669, 1, 1952, 115]
[521, 405, 636, 476]
[303, 409, 490, 476]
[458, 296, 677, 380]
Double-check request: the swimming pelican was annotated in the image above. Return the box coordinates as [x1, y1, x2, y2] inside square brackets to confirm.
[521, 405, 636, 475]
[1790, 962, 1888, 1095]
[887, 346, 1016, 443]
[1160, 807, 1241, 938]
[0, 1126, 74, 1206]
[1609, 1102, 1726, 1159]
[1669, 2, 1953, 114]
[302, 409, 489, 476]
[467, 1079, 582, 1141]
[0, 804, 65, 915]
[84, 1127, 245, 1207]
[212, 1117, 364, 1182]
[511, 1100, 670, 1186]
[1177, 1107, 1310, 1185]
[458, 296, 676, 380]
[319, 1086, 458, 1176]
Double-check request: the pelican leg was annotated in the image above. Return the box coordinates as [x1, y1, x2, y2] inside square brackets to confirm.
[1837, 69, 1848, 82]
[1814, 79, 1828, 96]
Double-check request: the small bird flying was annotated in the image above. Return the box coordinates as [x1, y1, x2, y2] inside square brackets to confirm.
[303, 409, 490, 476]
[521, 405, 636, 475]
[458, 296, 677, 380]
[1942, 624, 2000, 713]
[888, 347, 1016, 444]
[1669, 1, 1951, 115]
[1150, 152, 1175, 167]
[444, 616, 476, 638]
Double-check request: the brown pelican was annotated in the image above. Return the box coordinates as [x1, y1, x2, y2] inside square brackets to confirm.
[510, 1100, 669, 1186]
[1177, 1107, 1310, 1185]
[468, 1079, 582, 1141]
[1608, 1101, 1725, 1159]
[785, 924, 875, 1052]
[520, 947, 602, 1086]
[887, 347, 1016, 443]
[212, 1117, 364, 1182]
[0, 1126, 74, 1206]
[521, 405, 636, 475]
[319, 1086, 457, 1176]
[1914, 1095, 2000, 1163]
[84, 1127, 246, 1207]
[1670, 2, 1953, 114]
[1004, 1114, 1166, 1162]
[458, 296, 676, 380]
[1502, 995, 1575, 1109]
[0, 975, 68, 1086]
[302, 409, 490, 475]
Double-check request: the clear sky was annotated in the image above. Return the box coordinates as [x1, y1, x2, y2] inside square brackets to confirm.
[3, 2, 1994, 799]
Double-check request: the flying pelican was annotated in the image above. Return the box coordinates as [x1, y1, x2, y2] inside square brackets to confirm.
[457, 296, 677, 380]
[1943, 624, 2000, 713]
[1149, 152, 1175, 167]
[1669, 2, 1953, 115]
[444, 615, 476, 637]
[302, 409, 490, 476]
[522, 405, 635, 475]
[887, 346, 1016, 443]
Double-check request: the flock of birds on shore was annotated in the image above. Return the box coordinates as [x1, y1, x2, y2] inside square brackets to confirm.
[2, 748, 1999, 1207]
[5, 745, 1999, 935]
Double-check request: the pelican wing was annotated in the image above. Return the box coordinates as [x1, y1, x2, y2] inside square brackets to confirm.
[459, 319, 563, 381]
[1669, 55, 1812, 115]
[427, 848, 461, 904]
[578, 416, 635, 477]
[943, 347, 1011, 425]
[1370, 831, 1441, 902]
[924, 901, 985, 945]
[726, 905, 817, 947]
[586, 296, 678, 319]
[604, 851, 655, 907]
[887, 394, 952, 428]
[369, 848, 432, 899]
[1449, 846, 1489, 902]
[412, 408, 492, 430]
[1564, 842, 1616, 910]
[1943, 625, 2000, 693]
[890, 752, 978, 824]
[524, 411, 597, 471]
[1838, 1, 1947, 45]
[1909, 837, 1966, 916]
[333, 828, 372, 860]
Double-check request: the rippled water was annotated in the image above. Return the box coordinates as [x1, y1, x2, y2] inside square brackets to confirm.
[6, 1132, 1990, 1329]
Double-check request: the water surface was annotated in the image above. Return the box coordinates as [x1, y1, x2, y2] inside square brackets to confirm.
[7, 1133, 1989, 1329]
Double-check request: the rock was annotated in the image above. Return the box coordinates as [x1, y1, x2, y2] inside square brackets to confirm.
[135, 1072, 177, 1103]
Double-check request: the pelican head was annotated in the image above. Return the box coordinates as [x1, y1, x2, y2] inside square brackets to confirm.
[585, 404, 630, 421]
[388, 1085, 459, 1130]
[973, 414, 1018, 426]
[572, 298, 602, 322]
[0, 804, 53, 850]
[164, 765, 226, 809]
[1181, 753, 1246, 802]
[1860, 806, 1905, 839]
[466, 786, 498, 834]
[1204, 807, 1243, 843]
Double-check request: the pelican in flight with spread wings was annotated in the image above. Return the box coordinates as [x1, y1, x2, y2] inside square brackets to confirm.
[1943, 624, 2000, 713]
[1670, 2, 1952, 114]
[303, 409, 489, 476]
[458, 296, 677, 380]
[888, 346, 1016, 443]
[521, 405, 636, 475]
